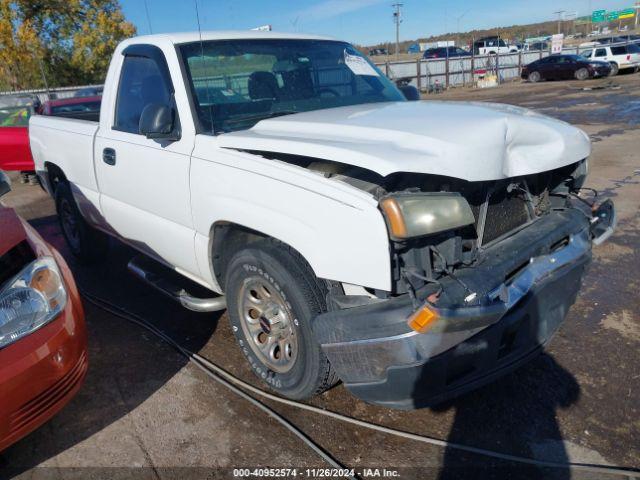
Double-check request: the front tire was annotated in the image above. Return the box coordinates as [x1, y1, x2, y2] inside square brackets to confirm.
[575, 68, 589, 81]
[609, 62, 619, 76]
[55, 182, 109, 263]
[225, 240, 338, 399]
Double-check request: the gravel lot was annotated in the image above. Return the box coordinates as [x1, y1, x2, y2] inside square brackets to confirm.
[1, 73, 639, 480]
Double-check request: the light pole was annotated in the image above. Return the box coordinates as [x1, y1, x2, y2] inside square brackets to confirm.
[392, 3, 403, 59]
[553, 10, 565, 34]
[455, 9, 470, 46]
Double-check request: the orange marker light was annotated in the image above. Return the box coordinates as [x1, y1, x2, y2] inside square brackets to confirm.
[380, 197, 408, 239]
[407, 304, 439, 333]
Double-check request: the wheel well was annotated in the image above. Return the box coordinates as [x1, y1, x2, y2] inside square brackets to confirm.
[210, 222, 332, 294]
[44, 162, 68, 193]
[211, 223, 269, 289]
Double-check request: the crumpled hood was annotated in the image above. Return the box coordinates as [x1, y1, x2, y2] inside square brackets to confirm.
[218, 101, 591, 182]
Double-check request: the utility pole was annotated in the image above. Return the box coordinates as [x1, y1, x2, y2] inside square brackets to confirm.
[635, 2, 639, 30]
[392, 3, 403, 59]
[553, 10, 565, 34]
[455, 9, 470, 46]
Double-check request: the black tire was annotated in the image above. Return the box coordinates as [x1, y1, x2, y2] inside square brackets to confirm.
[528, 71, 541, 83]
[575, 68, 589, 81]
[225, 239, 338, 399]
[55, 182, 108, 263]
[609, 62, 619, 76]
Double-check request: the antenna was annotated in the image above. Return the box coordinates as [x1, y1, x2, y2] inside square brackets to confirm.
[193, 0, 214, 130]
[194, 0, 204, 45]
[144, 0, 153, 34]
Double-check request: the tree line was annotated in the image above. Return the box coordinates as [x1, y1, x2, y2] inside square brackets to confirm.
[0, 0, 136, 92]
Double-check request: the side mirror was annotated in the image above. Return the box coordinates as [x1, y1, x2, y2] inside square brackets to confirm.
[139, 103, 178, 140]
[0, 171, 11, 198]
[398, 85, 420, 101]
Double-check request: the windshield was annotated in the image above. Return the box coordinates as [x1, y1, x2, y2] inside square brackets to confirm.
[179, 39, 405, 134]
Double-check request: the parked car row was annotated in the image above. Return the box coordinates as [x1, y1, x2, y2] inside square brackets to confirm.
[522, 44, 640, 82]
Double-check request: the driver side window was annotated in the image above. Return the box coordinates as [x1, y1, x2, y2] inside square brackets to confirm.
[114, 55, 171, 134]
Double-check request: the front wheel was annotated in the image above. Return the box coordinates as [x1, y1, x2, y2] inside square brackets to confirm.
[575, 68, 589, 81]
[55, 183, 109, 263]
[609, 62, 619, 76]
[225, 240, 338, 399]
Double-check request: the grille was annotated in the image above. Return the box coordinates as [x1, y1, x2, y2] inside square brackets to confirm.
[482, 189, 530, 245]
[8, 352, 87, 435]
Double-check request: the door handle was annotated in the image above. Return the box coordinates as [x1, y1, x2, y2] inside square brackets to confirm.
[102, 148, 116, 166]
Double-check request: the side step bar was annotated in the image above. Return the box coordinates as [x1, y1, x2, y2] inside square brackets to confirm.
[128, 256, 226, 313]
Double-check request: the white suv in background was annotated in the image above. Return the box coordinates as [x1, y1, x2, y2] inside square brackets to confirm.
[581, 44, 640, 75]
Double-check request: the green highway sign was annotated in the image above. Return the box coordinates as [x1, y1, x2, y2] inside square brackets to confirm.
[619, 8, 635, 19]
[592, 9, 606, 22]
[606, 11, 619, 21]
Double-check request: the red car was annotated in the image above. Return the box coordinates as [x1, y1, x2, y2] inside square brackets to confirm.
[0, 96, 37, 172]
[0, 171, 88, 452]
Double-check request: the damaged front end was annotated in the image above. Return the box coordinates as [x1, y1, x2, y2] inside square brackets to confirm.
[313, 159, 616, 409]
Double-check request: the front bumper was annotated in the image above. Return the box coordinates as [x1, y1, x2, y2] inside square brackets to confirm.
[314, 203, 615, 409]
[592, 66, 612, 77]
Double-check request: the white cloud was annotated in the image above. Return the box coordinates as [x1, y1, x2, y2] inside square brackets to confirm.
[297, 0, 387, 21]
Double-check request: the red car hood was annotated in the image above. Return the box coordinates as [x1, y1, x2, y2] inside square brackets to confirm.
[0, 204, 27, 255]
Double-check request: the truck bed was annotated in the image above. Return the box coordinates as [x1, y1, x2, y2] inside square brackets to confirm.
[29, 115, 100, 199]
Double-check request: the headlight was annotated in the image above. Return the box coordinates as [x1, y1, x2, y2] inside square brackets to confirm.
[0, 256, 67, 349]
[380, 193, 475, 241]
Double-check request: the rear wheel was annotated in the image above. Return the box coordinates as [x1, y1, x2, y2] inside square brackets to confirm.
[55, 183, 109, 263]
[575, 68, 589, 81]
[528, 71, 541, 83]
[609, 62, 619, 76]
[225, 240, 338, 399]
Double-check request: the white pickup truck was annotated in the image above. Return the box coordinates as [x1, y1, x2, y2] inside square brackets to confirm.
[30, 31, 615, 409]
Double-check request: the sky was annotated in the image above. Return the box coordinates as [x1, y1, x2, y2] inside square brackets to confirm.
[121, 0, 636, 45]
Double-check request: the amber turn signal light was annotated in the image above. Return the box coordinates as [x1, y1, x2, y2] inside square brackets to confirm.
[407, 304, 439, 333]
[380, 197, 408, 239]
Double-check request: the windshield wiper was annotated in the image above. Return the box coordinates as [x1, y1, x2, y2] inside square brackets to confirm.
[224, 110, 299, 125]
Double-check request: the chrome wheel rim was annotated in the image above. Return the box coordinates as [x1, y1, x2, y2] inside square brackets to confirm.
[60, 198, 81, 251]
[238, 277, 298, 373]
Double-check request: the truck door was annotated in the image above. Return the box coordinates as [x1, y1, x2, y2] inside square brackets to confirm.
[94, 44, 199, 277]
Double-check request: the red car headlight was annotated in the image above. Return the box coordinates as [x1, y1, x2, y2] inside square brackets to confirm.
[0, 256, 67, 349]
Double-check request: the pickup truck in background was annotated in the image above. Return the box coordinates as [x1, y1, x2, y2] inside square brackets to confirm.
[29, 31, 616, 409]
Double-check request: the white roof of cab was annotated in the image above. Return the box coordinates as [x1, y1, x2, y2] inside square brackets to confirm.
[130, 30, 336, 45]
